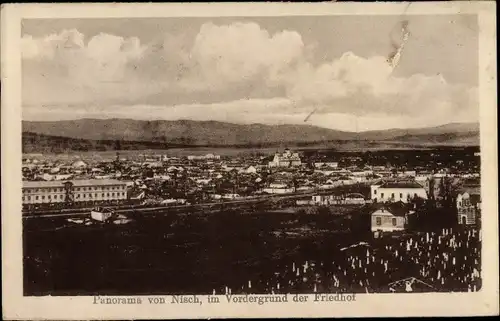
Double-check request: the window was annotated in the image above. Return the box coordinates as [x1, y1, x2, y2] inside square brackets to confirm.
[399, 193, 403, 199]
[376, 217, 382, 226]
[391, 193, 395, 199]
[381, 193, 384, 199]
[42, 196, 45, 200]
[107, 193, 110, 197]
[392, 218, 397, 226]
[48, 195, 51, 199]
[374, 190, 377, 195]
[102, 193, 105, 197]
[35, 196, 39, 200]
[28, 196, 31, 201]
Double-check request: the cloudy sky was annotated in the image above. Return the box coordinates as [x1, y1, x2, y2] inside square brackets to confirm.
[21, 15, 478, 131]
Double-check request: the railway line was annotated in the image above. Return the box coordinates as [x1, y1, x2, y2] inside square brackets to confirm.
[22, 190, 320, 219]
[23, 184, 370, 219]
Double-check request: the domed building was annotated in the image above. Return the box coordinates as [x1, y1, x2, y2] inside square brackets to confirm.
[71, 160, 88, 168]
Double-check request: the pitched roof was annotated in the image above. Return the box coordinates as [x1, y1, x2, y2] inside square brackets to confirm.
[372, 201, 412, 217]
[23, 179, 127, 189]
[379, 181, 424, 189]
[460, 187, 481, 196]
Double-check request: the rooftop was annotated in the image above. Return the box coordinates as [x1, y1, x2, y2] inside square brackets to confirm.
[23, 179, 127, 189]
[373, 201, 413, 217]
[379, 181, 424, 189]
[460, 187, 481, 195]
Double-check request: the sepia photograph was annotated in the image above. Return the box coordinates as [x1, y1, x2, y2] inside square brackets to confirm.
[2, 1, 498, 319]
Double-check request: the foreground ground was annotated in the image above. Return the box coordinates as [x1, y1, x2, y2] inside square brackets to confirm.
[23, 209, 480, 295]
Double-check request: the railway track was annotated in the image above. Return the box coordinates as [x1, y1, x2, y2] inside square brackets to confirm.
[23, 187, 369, 219]
[22, 191, 321, 219]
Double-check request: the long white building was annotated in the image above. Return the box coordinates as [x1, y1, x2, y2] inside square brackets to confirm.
[22, 179, 128, 205]
[370, 181, 427, 203]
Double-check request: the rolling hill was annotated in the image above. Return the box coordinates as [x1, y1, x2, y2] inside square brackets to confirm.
[22, 119, 479, 152]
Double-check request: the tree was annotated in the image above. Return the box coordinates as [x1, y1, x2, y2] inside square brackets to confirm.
[292, 177, 298, 192]
[437, 177, 458, 209]
[230, 169, 239, 195]
[143, 168, 154, 178]
[427, 178, 435, 200]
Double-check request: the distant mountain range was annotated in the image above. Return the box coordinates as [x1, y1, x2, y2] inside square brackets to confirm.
[22, 119, 479, 152]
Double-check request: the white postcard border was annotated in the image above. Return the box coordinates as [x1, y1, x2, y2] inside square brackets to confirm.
[1, 2, 498, 319]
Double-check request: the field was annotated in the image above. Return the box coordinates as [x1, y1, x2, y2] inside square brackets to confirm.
[23, 208, 369, 296]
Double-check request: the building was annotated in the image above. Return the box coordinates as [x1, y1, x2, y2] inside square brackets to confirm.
[314, 162, 338, 168]
[263, 183, 294, 194]
[310, 193, 366, 206]
[456, 188, 481, 225]
[268, 149, 301, 168]
[344, 193, 367, 205]
[71, 160, 88, 168]
[371, 202, 413, 233]
[311, 194, 343, 205]
[22, 179, 128, 205]
[245, 166, 257, 174]
[187, 153, 221, 161]
[371, 181, 427, 203]
[415, 176, 430, 193]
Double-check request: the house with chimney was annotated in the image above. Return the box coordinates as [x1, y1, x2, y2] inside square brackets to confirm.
[371, 201, 414, 233]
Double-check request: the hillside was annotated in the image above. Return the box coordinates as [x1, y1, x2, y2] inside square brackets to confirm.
[22, 132, 173, 153]
[22, 119, 359, 145]
[359, 122, 480, 141]
[22, 119, 480, 151]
